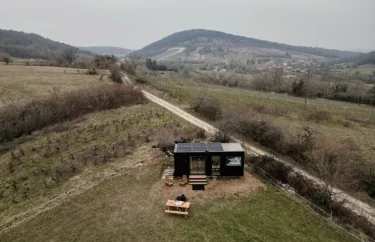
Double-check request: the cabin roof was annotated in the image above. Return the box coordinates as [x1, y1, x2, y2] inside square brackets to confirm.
[174, 142, 244, 153]
[221, 143, 244, 152]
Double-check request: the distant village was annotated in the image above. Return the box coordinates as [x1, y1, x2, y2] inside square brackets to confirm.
[213, 57, 319, 74]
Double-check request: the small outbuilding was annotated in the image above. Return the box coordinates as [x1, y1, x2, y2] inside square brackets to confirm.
[173, 142, 245, 177]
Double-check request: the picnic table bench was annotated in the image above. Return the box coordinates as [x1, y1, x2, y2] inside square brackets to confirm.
[165, 200, 191, 218]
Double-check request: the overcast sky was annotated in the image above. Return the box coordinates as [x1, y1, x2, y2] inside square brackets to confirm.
[1, 0, 374, 51]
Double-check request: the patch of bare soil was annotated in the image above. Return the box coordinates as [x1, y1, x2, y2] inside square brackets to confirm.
[149, 171, 266, 203]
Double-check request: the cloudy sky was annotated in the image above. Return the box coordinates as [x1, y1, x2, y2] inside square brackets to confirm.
[1, 0, 374, 51]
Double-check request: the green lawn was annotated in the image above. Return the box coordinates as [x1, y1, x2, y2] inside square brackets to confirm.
[0, 165, 355, 242]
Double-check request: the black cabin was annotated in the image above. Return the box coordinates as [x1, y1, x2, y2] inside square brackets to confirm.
[173, 142, 245, 177]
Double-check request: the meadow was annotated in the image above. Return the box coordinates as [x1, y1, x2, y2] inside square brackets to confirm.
[142, 74, 375, 204]
[0, 65, 359, 241]
[1, 164, 356, 242]
[0, 64, 106, 107]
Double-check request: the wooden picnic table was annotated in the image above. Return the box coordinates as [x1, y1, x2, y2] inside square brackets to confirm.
[165, 200, 191, 218]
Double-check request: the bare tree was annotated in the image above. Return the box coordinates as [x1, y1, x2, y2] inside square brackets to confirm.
[271, 68, 284, 86]
[128, 53, 143, 70]
[62, 48, 78, 66]
[0, 52, 12, 65]
[109, 65, 123, 83]
[190, 89, 209, 112]
[306, 136, 362, 191]
[251, 73, 273, 91]
[190, 89, 222, 120]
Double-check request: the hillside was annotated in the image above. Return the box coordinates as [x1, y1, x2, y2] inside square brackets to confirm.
[353, 51, 375, 65]
[0, 29, 92, 59]
[79, 46, 133, 57]
[136, 29, 360, 62]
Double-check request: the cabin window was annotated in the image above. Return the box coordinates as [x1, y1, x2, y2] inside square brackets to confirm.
[226, 156, 242, 166]
[212, 156, 220, 175]
[190, 156, 206, 174]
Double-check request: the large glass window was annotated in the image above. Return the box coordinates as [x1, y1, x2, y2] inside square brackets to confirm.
[226, 156, 242, 166]
[212, 156, 220, 175]
[190, 156, 206, 174]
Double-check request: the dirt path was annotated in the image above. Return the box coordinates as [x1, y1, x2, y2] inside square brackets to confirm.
[141, 89, 375, 225]
[156, 47, 185, 61]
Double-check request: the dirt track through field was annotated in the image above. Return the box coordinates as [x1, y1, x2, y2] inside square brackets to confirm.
[0, 149, 164, 234]
[140, 88, 375, 225]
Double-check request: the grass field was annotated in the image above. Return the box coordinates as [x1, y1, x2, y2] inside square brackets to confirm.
[142, 75, 375, 203]
[0, 65, 358, 241]
[0, 102, 198, 227]
[333, 64, 375, 76]
[0, 164, 356, 242]
[0, 64, 106, 107]
[144, 75, 375, 148]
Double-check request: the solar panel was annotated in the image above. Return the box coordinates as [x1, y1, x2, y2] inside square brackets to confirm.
[175, 143, 192, 152]
[175, 143, 223, 153]
[192, 143, 207, 152]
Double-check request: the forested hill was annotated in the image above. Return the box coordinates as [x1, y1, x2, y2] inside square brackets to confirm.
[0, 29, 92, 59]
[79, 46, 133, 56]
[353, 51, 375, 65]
[137, 29, 360, 59]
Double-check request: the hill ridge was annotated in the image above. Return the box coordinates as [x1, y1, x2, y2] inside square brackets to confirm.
[136, 29, 360, 59]
[0, 29, 92, 59]
[78, 46, 133, 56]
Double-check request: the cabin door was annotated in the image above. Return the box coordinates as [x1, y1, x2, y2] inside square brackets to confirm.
[190, 156, 206, 174]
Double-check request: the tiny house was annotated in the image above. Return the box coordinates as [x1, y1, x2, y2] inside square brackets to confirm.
[173, 142, 244, 177]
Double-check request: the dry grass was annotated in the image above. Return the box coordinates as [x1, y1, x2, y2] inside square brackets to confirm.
[150, 171, 266, 201]
[0, 65, 107, 107]
[0, 64, 360, 241]
[0, 102, 199, 232]
[0, 164, 356, 242]
[144, 76, 375, 167]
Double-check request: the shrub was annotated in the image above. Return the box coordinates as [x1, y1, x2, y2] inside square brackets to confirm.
[0, 52, 12, 65]
[145, 58, 167, 71]
[211, 131, 231, 143]
[121, 61, 136, 76]
[190, 90, 222, 120]
[251, 74, 273, 91]
[291, 79, 305, 96]
[251, 156, 292, 184]
[197, 97, 222, 120]
[0, 84, 146, 143]
[304, 137, 364, 190]
[109, 65, 123, 83]
[158, 141, 174, 153]
[87, 67, 97, 75]
[235, 120, 284, 151]
[93, 55, 118, 69]
[62, 48, 78, 66]
[195, 129, 206, 139]
[135, 77, 148, 84]
[248, 156, 375, 239]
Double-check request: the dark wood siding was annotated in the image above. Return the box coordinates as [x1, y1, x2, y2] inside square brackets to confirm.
[173, 151, 244, 177]
[220, 152, 244, 176]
